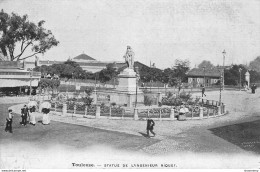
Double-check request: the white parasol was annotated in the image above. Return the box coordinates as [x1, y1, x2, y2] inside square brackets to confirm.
[41, 101, 51, 109]
[28, 101, 38, 107]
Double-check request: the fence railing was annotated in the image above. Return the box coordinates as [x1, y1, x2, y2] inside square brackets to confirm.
[49, 97, 226, 121]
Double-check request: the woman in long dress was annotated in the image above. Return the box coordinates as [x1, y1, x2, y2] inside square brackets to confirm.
[29, 106, 36, 125]
[42, 108, 50, 125]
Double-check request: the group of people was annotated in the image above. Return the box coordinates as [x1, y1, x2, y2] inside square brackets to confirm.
[20, 105, 37, 126]
[4, 102, 51, 134]
[4, 105, 37, 133]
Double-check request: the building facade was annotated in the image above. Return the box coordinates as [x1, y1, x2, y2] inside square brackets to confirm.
[24, 53, 125, 73]
[0, 61, 41, 95]
[187, 68, 221, 87]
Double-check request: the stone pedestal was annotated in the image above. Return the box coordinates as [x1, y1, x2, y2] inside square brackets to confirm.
[170, 108, 175, 120]
[116, 68, 143, 108]
[117, 68, 139, 93]
[134, 108, 138, 120]
[96, 105, 100, 118]
[218, 106, 221, 115]
[199, 107, 203, 119]
[62, 103, 67, 116]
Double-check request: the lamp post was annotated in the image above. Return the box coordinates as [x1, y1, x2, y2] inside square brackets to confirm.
[222, 50, 226, 90]
[239, 68, 242, 91]
[203, 66, 206, 87]
[72, 72, 76, 93]
[219, 72, 223, 105]
[95, 73, 97, 90]
[29, 69, 32, 97]
[135, 66, 139, 108]
[113, 64, 118, 88]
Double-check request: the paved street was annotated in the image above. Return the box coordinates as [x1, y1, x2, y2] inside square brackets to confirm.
[0, 90, 260, 168]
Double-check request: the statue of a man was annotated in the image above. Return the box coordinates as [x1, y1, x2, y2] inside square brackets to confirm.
[123, 46, 135, 69]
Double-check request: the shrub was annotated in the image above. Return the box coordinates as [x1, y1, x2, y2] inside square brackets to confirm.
[144, 94, 153, 106]
[162, 91, 192, 106]
[111, 102, 116, 106]
[179, 92, 192, 102]
[82, 96, 93, 106]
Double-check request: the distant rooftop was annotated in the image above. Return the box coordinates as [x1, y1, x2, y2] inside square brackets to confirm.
[73, 54, 96, 61]
[187, 68, 221, 77]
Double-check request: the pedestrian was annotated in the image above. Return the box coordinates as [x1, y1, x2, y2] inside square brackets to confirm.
[202, 85, 206, 97]
[178, 104, 189, 121]
[42, 107, 50, 125]
[20, 105, 28, 126]
[29, 106, 36, 125]
[5, 109, 13, 133]
[251, 84, 257, 94]
[146, 115, 155, 137]
[178, 85, 181, 93]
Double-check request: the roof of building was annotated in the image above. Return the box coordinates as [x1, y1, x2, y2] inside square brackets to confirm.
[0, 61, 23, 69]
[187, 68, 221, 77]
[73, 54, 96, 61]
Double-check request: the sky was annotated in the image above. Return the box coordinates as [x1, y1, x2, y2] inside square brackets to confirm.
[1, 0, 260, 69]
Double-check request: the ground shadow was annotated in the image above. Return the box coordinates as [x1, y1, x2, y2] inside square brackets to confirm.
[209, 119, 260, 154]
[138, 132, 149, 138]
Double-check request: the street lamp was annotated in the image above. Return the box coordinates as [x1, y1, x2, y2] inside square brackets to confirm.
[113, 63, 118, 88]
[219, 72, 223, 105]
[222, 50, 226, 90]
[239, 68, 242, 91]
[135, 66, 139, 108]
[29, 69, 33, 97]
[203, 66, 206, 87]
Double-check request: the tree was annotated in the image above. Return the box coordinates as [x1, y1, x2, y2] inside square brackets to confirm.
[161, 68, 176, 86]
[249, 70, 260, 83]
[198, 60, 215, 69]
[64, 60, 80, 68]
[224, 64, 248, 85]
[98, 64, 118, 83]
[172, 59, 190, 83]
[249, 56, 260, 72]
[34, 60, 87, 80]
[38, 78, 60, 94]
[0, 10, 59, 61]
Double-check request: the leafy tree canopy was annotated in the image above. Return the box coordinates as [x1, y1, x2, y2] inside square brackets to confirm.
[198, 60, 215, 69]
[38, 78, 60, 89]
[249, 56, 260, 72]
[34, 60, 86, 80]
[224, 64, 250, 85]
[0, 10, 59, 61]
[98, 64, 119, 83]
[172, 59, 190, 83]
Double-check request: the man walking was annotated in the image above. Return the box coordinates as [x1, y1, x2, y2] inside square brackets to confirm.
[5, 109, 13, 133]
[146, 116, 156, 137]
[251, 84, 257, 94]
[20, 105, 28, 126]
[202, 85, 206, 97]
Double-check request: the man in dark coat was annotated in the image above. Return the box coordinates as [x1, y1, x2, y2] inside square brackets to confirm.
[146, 116, 156, 137]
[5, 109, 13, 133]
[251, 84, 257, 94]
[20, 105, 28, 126]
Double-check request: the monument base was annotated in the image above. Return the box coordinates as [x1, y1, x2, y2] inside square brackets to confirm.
[117, 68, 142, 94]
